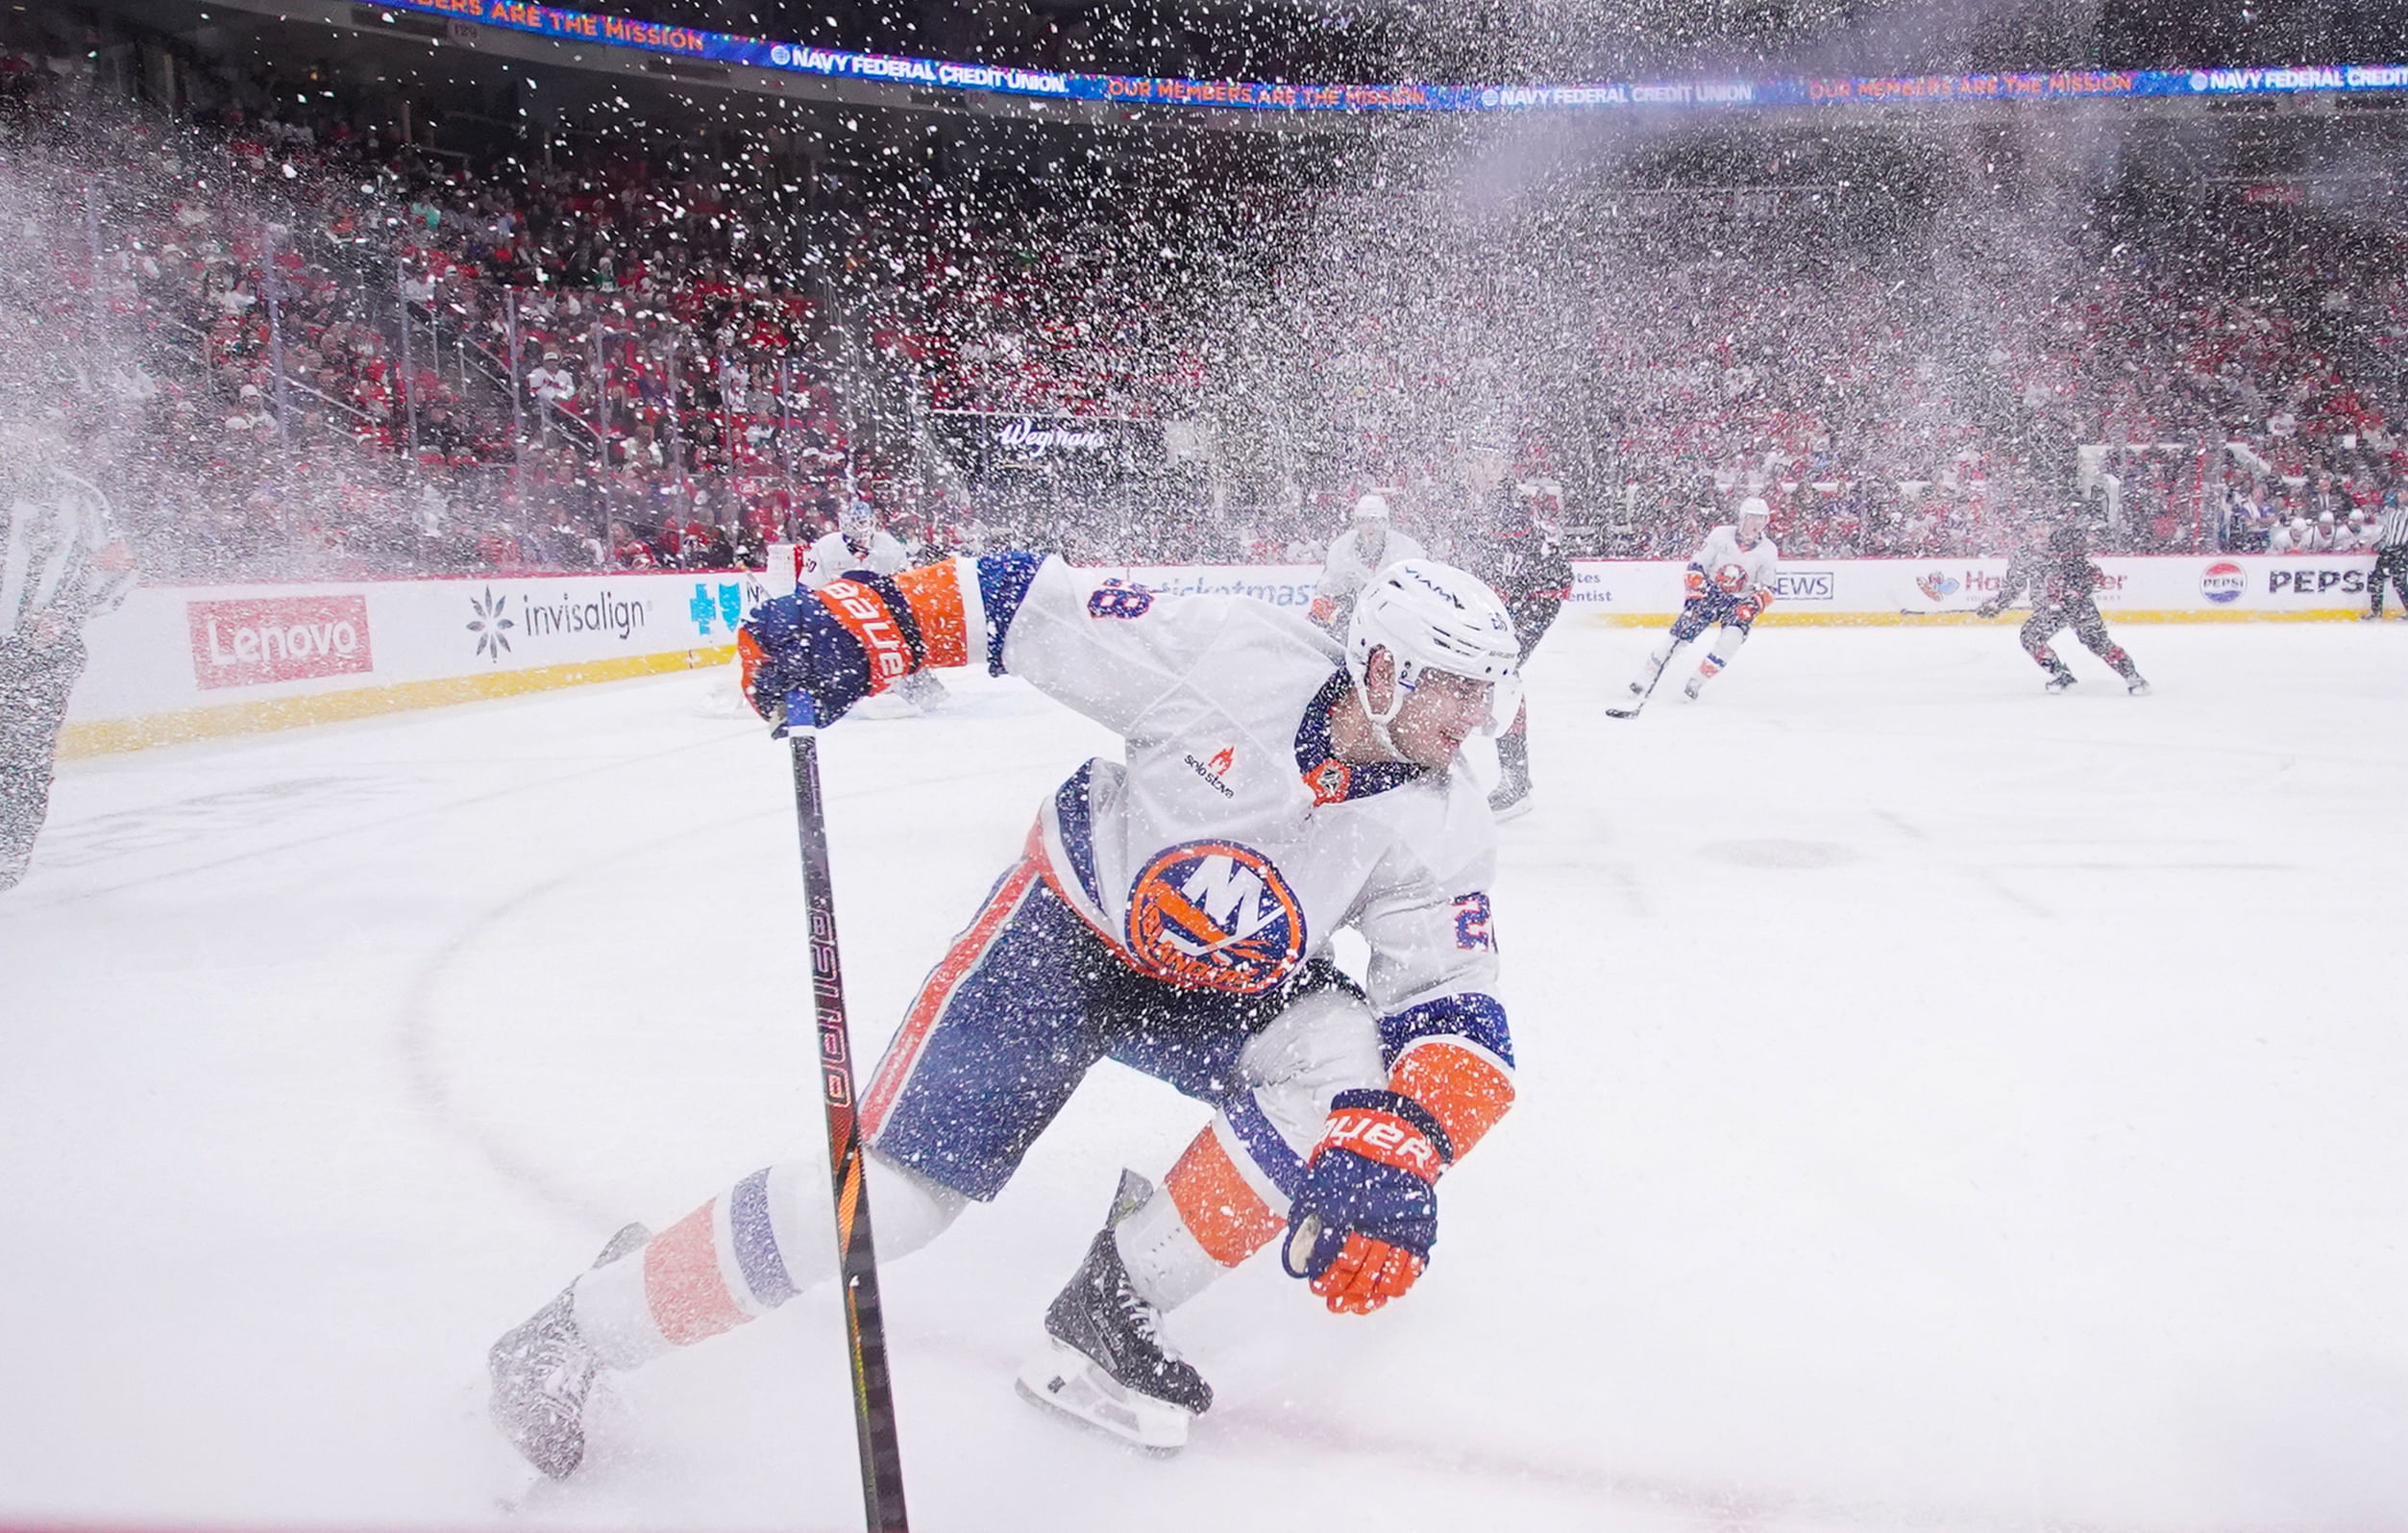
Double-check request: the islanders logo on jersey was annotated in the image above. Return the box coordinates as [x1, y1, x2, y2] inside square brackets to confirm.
[1124, 840, 1307, 995]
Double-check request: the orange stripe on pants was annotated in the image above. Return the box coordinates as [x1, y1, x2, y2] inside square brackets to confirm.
[1164, 1126, 1283, 1269]
[859, 856, 1044, 1139]
[644, 1200, 749, 1346]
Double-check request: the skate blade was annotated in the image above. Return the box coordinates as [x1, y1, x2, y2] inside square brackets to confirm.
[1604, 707, 1641, 720]
[1014, 1339, 1190, 1455]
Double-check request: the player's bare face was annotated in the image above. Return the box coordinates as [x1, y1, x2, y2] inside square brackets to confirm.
[1389, 668, 1495, 770]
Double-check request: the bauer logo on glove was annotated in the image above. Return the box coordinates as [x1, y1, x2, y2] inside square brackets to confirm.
[1282, 1088, 1452, 1315]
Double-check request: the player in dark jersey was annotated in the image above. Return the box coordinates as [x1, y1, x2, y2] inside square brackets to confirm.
[1975, 511, 2149, 696]
[1456, 461, 1574, 818]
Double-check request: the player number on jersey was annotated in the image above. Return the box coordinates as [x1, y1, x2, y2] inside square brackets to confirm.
[1087, 581, 1154, 620]
[1453, 892, 1494, 952]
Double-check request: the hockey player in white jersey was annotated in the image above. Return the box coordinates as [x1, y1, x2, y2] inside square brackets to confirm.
[1612, 497, 1778, 716]
[491, 554, 1524, 1472]
[1306, 492, 1427, 632]
[799, 499, 911, 589]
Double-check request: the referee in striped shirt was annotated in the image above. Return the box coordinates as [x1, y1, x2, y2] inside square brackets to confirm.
[2369, 494, 2408, 621]
[2, 444, 135, 891]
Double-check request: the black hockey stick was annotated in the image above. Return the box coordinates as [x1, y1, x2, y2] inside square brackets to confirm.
[788, 727, 910, 1533]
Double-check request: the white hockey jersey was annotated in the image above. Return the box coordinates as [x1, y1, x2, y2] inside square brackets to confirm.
[1308, 526, 1428, 630]
[1689, 524, 1779, 603]
[905, 554, 1517, 1149]
[800, 528, 910, 589]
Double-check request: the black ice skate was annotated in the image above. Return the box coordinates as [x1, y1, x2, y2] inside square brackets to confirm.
[2044, 671, 2076, 694]
[2125, 677, 2151, 696]
[489, 1223, 648, 1479]
[1017, 1198, 1211, 1453]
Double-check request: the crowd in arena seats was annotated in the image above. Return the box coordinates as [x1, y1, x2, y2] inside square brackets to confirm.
[4, 37, 1160, 573]
[1290, 195, 2408, 564]
[13, 14, 2408, 582]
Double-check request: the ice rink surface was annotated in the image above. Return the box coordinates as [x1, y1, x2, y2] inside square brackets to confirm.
[5, 616, 2407, 1533]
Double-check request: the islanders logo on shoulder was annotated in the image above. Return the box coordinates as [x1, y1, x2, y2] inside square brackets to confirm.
[1124, 840, 1306, 995]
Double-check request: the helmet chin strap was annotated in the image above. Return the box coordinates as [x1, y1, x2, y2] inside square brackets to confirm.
[1355, 650, 1412, 760]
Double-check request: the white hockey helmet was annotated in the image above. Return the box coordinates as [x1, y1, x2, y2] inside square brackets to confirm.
[1346, 559, 1522, 743]
[1352, 491, 1391, 522]
[1737, 495, 1772, 526]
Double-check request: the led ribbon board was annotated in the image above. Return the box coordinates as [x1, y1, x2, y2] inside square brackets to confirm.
[366, 1, 2408, 114]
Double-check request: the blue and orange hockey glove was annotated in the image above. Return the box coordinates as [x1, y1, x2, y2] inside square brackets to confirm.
[737, 576, 927, 732]
[1732, 594, 1763, 625]
[1281, 1089, 1452, 1315]
[1683, 567, 1708, 601]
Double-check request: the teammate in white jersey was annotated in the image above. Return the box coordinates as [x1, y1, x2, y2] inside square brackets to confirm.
[799, 499, 911, 590]
[1306, 492, 1426, 632]
[1613, 497, 1778, 715]
[491, 555, 1524, 1471]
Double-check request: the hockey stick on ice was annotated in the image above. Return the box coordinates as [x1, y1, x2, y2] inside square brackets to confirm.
[786, 714, 911, 1533]
[1606, 646, 1677, 718]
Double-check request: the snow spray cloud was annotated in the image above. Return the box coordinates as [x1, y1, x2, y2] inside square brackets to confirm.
[1185, 0, 2404, 556]
[0, 79, 538, 581]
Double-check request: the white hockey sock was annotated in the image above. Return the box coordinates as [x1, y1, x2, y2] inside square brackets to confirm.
[572, 1151, 964, 1370]
[1698, 626, 1749, 679]
[1633, 638, 1683, 690]
[1114, 1183, 1230, 1313]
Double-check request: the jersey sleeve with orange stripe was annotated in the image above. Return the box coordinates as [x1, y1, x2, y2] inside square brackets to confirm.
[989, 554, 1328, 738]
[1355, 828, 1514, 1160]
[741, 550, 1276, 729]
